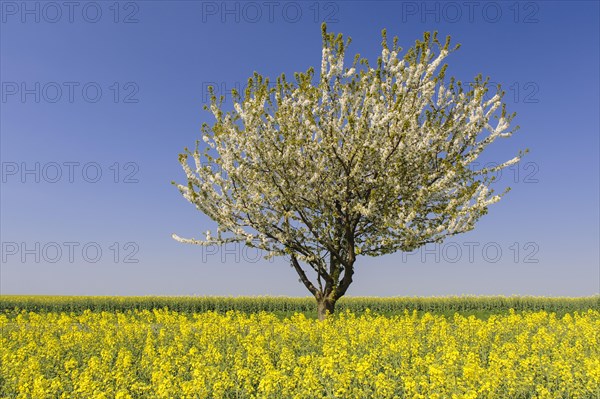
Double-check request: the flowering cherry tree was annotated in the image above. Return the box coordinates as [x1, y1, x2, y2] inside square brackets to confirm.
[173, 24, 524, 320]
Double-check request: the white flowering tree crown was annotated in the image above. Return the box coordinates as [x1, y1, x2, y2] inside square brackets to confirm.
[173, 24, 524, 319]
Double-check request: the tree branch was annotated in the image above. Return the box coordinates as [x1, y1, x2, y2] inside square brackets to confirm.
[291, 255, 320, 298]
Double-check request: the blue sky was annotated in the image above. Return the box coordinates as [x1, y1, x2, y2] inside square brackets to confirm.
[1, 0, 598, 296]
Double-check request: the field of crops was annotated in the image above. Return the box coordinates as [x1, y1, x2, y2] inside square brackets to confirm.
[2, 296, 599, 398]
[1, 295, 598, 317]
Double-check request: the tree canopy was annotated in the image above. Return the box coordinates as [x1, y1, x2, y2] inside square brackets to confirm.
[173, 24, 524, 319]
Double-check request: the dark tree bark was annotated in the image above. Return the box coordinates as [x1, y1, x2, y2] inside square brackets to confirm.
[316, 296, 335, 321]
[291, 251, 355, 321]
[287, 197, 359, 320]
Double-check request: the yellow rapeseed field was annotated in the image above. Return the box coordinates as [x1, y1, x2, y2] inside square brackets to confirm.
[1, 309, 599, 398]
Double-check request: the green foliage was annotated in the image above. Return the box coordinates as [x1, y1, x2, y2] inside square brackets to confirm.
[1, 296, 597, 319]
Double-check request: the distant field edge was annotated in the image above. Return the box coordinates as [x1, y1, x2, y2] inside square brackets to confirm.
[1, 295, 598, 316]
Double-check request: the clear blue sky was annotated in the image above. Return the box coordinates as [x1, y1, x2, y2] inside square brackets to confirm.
[1, 0, 598, 296]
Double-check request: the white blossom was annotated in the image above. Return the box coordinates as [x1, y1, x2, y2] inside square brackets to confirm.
[173, 25, 523, 306]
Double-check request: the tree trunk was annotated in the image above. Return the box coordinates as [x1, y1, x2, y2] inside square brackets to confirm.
[317, 297, 335, 321]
